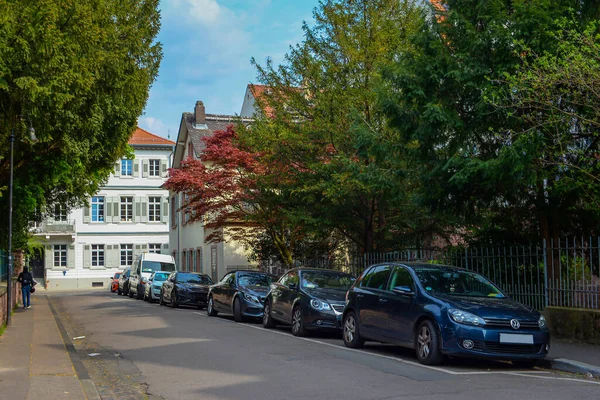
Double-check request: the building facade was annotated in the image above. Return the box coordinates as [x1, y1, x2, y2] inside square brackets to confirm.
[169, 100, 256, 282]
[34, 128, 174, 290]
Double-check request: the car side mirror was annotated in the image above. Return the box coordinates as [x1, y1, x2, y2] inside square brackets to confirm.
[393, 286, 414, 295]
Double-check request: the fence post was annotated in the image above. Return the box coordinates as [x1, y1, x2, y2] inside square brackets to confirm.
[543, 238, 548, 308]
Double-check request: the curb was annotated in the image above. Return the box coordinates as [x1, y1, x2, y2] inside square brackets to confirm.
[47, 296, 102, 400]
[538, 357, 600, 379]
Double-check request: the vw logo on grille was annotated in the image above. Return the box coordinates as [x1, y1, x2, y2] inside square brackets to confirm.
[510, 319, 520, 330]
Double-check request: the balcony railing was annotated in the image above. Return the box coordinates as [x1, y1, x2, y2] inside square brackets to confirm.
[30, 219, 76, 234]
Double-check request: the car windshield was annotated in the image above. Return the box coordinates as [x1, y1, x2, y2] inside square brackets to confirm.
[238, 273, 272, 287]
[142, 261, 176, 273]
[414, 267, 505, 298]
[178, 273, 213, 284]
[152, 273, 169, 282]
[114, 273, 121, 279]
[301, 271, 355, 290]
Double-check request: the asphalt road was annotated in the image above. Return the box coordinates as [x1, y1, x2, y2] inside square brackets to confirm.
[48, 291, 600, 400]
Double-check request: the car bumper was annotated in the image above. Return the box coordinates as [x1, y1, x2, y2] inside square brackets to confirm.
[440, 323, 550, 360]
[239, 300, 265, 318]
[303, 308, 342, 331]
[176, 291, 208, 306]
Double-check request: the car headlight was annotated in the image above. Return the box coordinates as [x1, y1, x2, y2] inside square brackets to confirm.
[310, 299, 331, 311]
[242, 292, 260, 304]
[538, 315, 547, 329]
[448, 309, 486, 326]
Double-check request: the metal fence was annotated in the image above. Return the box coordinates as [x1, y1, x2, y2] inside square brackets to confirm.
[0, 250, 6, 283]
[289, 237, 600, 311]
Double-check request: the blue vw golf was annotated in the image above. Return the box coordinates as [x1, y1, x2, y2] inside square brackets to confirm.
[342, 263, 550, 366]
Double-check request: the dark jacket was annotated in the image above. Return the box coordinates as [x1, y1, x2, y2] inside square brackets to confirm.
[18, 271, 34, 287]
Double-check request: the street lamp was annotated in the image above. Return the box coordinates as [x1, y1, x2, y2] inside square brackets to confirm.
[6, 118, 36, 326]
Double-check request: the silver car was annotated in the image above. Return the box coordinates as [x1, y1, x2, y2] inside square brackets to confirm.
[144, 271, 170, 302]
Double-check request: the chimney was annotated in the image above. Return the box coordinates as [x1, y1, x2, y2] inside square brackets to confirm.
[195, 101, 206, 125]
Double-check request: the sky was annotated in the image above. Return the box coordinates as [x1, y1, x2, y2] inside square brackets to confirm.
[138, 0, 320, 140]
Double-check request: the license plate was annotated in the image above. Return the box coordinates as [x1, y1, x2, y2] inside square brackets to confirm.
[499, 333, 534, 344]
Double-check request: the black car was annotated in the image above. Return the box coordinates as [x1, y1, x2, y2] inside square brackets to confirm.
[262, 268, 355, 336]
[160, 272, 214, 308]
[207, 270, 273, 322]
[117, 267, 131, 296]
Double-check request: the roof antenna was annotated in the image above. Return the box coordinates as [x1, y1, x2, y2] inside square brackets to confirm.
[167, 129, 171, 140]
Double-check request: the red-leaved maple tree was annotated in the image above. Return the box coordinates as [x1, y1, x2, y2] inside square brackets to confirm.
[163, 125, 304, 265]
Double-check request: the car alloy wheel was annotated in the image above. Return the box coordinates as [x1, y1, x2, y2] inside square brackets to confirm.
[263, 300, 275, 329]
[342, 311, 364, 348]
[291, 306, 306, 337]
[415, 320, 443, 365]
[170, 290, 178, 308]
[233, 298, 244, 323]
[207, 296, 218, 316]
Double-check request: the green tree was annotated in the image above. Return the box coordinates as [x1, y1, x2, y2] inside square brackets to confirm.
[382, 0, 600, 248]
[249, 0, 427, 254]
[0, 0, 161, 249]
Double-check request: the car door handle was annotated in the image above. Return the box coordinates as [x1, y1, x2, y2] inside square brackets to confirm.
[356, 294, 364, 298]
[378, 298, 388, 303]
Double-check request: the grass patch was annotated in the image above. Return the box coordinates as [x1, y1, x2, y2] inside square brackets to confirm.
[0, 322, 6, 337]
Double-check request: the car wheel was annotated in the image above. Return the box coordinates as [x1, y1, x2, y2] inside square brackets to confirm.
[207, 296, 218, 316]
[128, 285, 133, 298]
[137, 285, 144, 300]
[159, 291, 165, 306]
[512, 360, 538, 369]
[291, 306, 307, 337]
[170, 290, 178, 308]
[117, 287, 122, 295]
[233, 298, 244, 323]
[343, 311, 365, 349]
[262, 300, 276, 329]
[415, 320, 444, 365]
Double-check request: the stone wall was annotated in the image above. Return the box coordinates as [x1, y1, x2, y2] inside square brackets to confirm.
[544, 306, 600, 345]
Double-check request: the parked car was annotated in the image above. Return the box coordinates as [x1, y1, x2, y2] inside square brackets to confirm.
[111, 272, 122, 293]
[342, 263, 550, 367]
[207, 270, 273, 322]
[160, 272, 214, 308]
[129, 253, 177, 299]
[262, 268, 355, 336]
[143, 271, 170, 302]
[117, 268, 131, 296]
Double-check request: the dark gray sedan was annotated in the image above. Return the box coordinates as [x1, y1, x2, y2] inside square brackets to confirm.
[160, 272, 213, 309]
[262, 268, 355, 336]
[207, 270, 273, 322]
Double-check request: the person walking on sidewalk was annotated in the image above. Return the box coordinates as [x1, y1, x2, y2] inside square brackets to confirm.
[17, 267, 34, 309]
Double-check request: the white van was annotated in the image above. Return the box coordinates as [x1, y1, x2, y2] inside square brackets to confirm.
[129, 253, 177, 299]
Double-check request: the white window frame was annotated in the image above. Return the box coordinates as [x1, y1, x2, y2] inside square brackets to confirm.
[54, 244, 67, 267]
[120, 196, 133, 222]
[54, 204, 68, 222]
[148, 196, 161, 222]
[120, 244, 133, 266]
[91, 196, 105, 222]
[121, 159, 133, 176]
[148, 243, 161, 254]
[92, 244, 105, 267]
[149, 159, 160, 177]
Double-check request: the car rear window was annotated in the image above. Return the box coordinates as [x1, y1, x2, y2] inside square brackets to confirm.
[178, 273, 213, 284]
[142, 261, 176, 273]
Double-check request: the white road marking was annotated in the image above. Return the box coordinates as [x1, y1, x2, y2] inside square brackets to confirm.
[108, 293, 599, 385]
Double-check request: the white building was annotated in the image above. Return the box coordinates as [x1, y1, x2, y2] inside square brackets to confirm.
[169, 100, 256, 282]
[34, 128, 175, 290]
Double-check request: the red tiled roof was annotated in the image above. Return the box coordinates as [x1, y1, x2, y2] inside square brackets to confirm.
[129, 127, 175, 146]
[249, 84, 275, 118]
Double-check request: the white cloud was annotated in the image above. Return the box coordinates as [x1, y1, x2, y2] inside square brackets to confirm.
[138, 116, 169, 137]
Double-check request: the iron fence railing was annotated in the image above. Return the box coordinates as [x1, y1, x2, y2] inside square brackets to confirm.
[0, 250, 6, 283]
[277, 237, 600, 311]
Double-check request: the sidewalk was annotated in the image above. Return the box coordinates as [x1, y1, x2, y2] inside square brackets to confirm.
[0, 295, 100, 400]
[542, 338, 600, 378]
